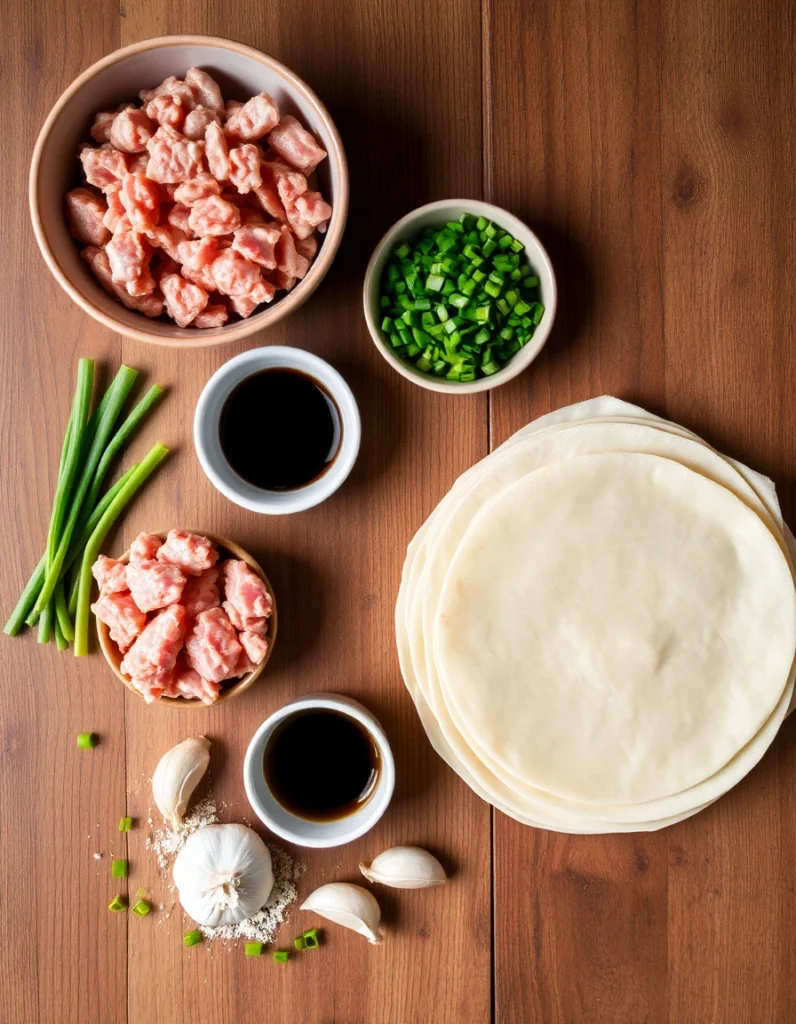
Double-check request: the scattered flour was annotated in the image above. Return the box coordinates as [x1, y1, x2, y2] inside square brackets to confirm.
[145, 795, 303, 946]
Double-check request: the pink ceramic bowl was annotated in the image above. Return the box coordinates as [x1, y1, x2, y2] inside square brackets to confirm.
[29, 35, 348, 348]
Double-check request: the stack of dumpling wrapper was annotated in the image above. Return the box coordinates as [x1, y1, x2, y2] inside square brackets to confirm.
[396, 397, 796, 833]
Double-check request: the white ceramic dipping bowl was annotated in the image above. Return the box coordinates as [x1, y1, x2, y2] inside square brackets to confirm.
[194, 345, 361, 514]
[30, 35, 348, 347]
[363, 199, 557, 394]
[244, 694, 396, 848]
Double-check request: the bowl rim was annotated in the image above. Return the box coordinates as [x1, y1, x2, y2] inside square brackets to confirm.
[95, 530, 277, 707]
[362, 198, 558, 394]
[29, 34, 349, 348]
[243, 693, 396, 848]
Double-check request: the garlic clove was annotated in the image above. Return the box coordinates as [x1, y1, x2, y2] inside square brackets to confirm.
[152, 736, 211, 829]
[301, 882, 383, 944]
[359, 845, 447, 889]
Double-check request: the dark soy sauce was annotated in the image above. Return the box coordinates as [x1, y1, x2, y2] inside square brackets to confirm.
[219, 368, 341, 491]
[264, 709, 380, 822]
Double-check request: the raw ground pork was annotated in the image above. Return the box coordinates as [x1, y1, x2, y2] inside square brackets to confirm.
[67, 68, 331, 328]
[92, 530, 271, 704]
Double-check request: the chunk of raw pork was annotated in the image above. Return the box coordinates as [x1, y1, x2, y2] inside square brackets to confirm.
[231, 223, 281, 270]
[221, 559, 272, 625]
[130, 532, 162, 563]
[80, 246, 164, 318]
[106, 229, 152, 296]
[145, 93, 186, 130]
[188, 195, 241, 236]
[146, 126, 204, 183]
[239, 630, 269, 665]
[184, 607, 242, 684]
[79, 145, 128, 191]
[159, 272, 209, 327]
[91, 591, 146, 652]
[119, 173, 161, 234]
[266, 115, 327, 174]
[140, 75, 197, 109]
[110, 108, 156, 153]
[166, 656, 221, 704]
[184, 68, 224, 113]
[225, 93, 280, 141]
[285, 190, 332, 240]
[65, 188, 111, 246]
[204, 121, 231, 180]
[103, 187, 129, 233]
[210, 249, 266, 298]
[183, 105, 222, 141]
[228, 144, 262, 194]
[157, 529, 219, 576]
[120, 604, 189, 702]
[173, 172, 221, 206]
[90, 110, 117, 143]
[181, 568, 221, 617]
[91, 554, 128, 594]
[126, 559, 187, 612]
[193, 303, 229, 329]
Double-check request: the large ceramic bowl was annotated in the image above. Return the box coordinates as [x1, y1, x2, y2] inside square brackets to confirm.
[30, 35, 348, 347]
[96, 531, 277, 707]
[363, 199, 557, 394]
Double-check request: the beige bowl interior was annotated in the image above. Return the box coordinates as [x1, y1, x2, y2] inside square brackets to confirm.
[96, 531, 278, 707]
[31, 36, 348, 347]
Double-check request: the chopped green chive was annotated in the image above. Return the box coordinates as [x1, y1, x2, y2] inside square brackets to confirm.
[273, 950, 290, 963]
[111, 858, 128, 878]
[302, 929, 320, 949]
[245, 942, 264, 956]
[132, 900, 151, 918]
[119, 816, 133, 832]
[293, 935, 307, 950]
[184, 930, 202, 947]
[108, 895, 127, 913]
[378, 219, 544, 381]
[77, 732, 98, 749]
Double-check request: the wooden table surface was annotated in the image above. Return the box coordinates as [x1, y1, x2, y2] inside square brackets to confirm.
[2, 1, 795, 1022]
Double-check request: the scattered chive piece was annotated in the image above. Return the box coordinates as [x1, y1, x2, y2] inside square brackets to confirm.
[108, 895, 127, 913]
[245, 942, 264, 956]
[378, 218, 544, 380]
[111, 858, 128, 878]
[119, 816, 133, 832]
[302, 929, 320, 949]
[132, 900, 151, 918]
[77, 732, 98, 749]
[273, 950, 290, 963]
[184, 930, 202, 947]
[293, 935, 307, 951]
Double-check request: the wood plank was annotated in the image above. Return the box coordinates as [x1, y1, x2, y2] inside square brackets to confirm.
[485, 1, 796, 1022]
[0, 6, 126, 1024]
[113, 4, 489, 1024]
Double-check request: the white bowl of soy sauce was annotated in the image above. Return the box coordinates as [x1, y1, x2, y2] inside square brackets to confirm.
[243, 694, 396, 848]
[194, 346, 361, 514]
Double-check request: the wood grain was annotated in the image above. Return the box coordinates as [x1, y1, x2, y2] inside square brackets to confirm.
[2, 0, 795, 1021]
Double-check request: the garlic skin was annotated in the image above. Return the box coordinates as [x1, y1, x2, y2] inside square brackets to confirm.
[173, 823, 274, 927]
[301, 882, 383, 944]
[359, 846, 447, 889]
[152, 736, 211, 829]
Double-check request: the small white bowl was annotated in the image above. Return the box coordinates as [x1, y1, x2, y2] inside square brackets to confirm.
[243, 694, 395, 848]
[194, 346, 361, 514]
[363, 199, 557, 394]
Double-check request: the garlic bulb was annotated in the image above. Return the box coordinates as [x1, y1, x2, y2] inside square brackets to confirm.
[359, 846, 447, 889]
[301, 882, 383, 944]
[173, 823, 274, 927]
[152, 736, 211, 829]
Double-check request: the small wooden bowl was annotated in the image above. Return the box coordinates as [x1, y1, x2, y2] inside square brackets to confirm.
[96, 531, 277, 708]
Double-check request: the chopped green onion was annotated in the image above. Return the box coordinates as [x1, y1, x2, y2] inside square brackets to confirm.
[132, 900, 151, 918]
[77, 732, 98, 749]
[119, 816, 133, 832]
[293, 935, 307, 950]
[273, 950, 290, 963]
[245, 942, 264, 956]
[108, 895, 127, 913]
[302, 929, 320, 949]
[184, 930, 202, 947]
[111, 858, 128, 878]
